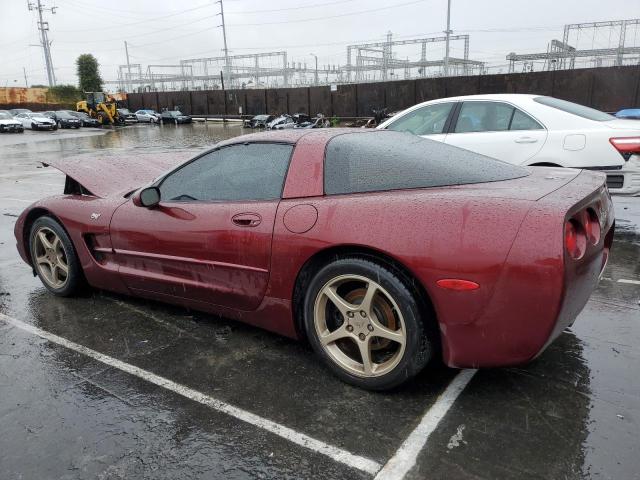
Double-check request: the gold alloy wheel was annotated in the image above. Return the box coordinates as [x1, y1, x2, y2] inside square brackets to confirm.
[314, 274, 407, 377]
[33, 227, 69, 289]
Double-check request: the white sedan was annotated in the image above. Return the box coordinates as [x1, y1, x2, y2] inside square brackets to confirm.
[378, 94, 640, 195]
[14, 112, 57, 131]
[135, 109, 160, 123]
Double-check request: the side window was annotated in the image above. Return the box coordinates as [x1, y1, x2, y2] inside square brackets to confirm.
[454, 102, 514, 133]
[159, 143, 293, 202]
[385, 102, 454, 136]
[510, 109, 543, 130]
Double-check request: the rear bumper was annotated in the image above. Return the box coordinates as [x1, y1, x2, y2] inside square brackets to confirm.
[440, 171, 613, 368]
[605, 157, 640, 196]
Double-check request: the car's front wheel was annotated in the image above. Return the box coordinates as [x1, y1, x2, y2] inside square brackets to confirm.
[304, 257, 434, 390]
[29, 216, 86, 296]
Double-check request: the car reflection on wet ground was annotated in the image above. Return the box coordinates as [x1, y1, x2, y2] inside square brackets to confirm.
[1, 123, 639, 479]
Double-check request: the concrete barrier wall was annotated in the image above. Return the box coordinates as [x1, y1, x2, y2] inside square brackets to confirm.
[128, 65, 640, 117]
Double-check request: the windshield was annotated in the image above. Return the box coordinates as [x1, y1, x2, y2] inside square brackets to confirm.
[0, 112, 12, 119]
[56, 111, 73, 119]
[172, 111, 183, 116]
[119, 108, 131, 114]
[534, 96, 613, 121]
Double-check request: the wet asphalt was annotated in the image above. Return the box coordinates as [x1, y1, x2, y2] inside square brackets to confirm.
[0, 123, 639, 480]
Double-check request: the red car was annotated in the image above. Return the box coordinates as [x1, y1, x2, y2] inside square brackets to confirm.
[14, 129, 614, 390]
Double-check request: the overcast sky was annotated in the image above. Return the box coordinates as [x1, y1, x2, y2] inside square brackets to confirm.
[1, 0, 639, 88]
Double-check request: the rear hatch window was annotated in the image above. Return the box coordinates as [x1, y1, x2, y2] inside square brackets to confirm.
[324, 131, 529, 195]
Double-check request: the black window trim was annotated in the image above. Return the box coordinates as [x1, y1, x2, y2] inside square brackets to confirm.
[448, 100, 546, 134]
[153, 141, 296, 204]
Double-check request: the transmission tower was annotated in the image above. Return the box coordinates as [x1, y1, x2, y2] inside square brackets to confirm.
[28, 0, 57, 87]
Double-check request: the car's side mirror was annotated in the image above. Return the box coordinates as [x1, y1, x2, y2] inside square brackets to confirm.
[133, 186, 161, 208]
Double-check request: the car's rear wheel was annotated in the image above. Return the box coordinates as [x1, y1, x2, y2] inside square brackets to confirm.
[304, 258, 434, 390]
[29, 216, 86, 296]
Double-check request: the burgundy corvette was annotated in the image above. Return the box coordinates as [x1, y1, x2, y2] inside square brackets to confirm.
[15, 129, 614, 390]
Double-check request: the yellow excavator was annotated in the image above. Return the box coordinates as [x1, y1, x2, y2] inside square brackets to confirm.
[76, 92, 122, 125]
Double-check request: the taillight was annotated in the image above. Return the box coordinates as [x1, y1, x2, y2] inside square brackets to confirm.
[582, 208, 601, 245]
[609, 137, 640, 159]
[565, 218, 587, 260]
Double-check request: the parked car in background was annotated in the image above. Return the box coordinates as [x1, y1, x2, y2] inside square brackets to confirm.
[135, 109, 160, 123]
[9, 108, 32, 116]
[295, 114, 331, 129]
[243, 114, 275, 128]
[267, 114, 295, 130]
[14, 112, 56, 131]
[69, 111, 101, 128]
[0, 111, 24, 133]
[68, 110, 98, 127]
[161, 110, 192, 124]
[15, 129, 614, 390]
[615, 108, 640, 120]
[117, 108, 138, 124]
[41, 111, 57, 120]
[379, 94, 640, 196]
[53, 110, 81, 129]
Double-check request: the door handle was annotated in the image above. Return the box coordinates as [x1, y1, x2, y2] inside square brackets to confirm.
[514, 137, 538, 144]
[232, 213, 262, 227]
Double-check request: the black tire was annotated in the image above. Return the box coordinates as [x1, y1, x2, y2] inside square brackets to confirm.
[29, 216, 86, 297]
[303, 257, 434, 390]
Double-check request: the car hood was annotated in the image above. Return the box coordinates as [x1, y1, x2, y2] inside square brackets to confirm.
[42, 150, 197, 198]
[0, 119, 20, 124]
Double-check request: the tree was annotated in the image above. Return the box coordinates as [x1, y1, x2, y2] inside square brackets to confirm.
[76, 54, 103, 92]
[48, 84, 82, 103]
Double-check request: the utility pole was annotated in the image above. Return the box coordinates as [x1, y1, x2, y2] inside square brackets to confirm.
[23, 67, 29, 88]
[28, 0, 57, 87]
[310, 53, 318, 85]
[124, 41, 133, 93]
[443, 0, 452, 77]
[216, 0, 231, 89]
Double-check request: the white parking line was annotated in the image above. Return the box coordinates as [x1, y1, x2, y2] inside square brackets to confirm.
[0, 313, 381, 475]
[618, 279, 640, 285]
[374, 369, 477, 480]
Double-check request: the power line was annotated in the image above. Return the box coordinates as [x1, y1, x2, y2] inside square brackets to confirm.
[56, 0, 198, 17]
[225, 0, 358, 14]
[225, 0, 429, 27]
[55, 14, 218, 45]
[56, 3, 213, 33]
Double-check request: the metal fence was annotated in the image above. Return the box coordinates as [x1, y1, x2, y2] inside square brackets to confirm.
[126, 65, 640, 118]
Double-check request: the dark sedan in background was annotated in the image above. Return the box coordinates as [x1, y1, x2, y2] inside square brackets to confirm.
[45, 111, 81, 129]
[161, 110, 192, 124]
[117, 108, 138, 124]
[69, 111, 101, 128]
